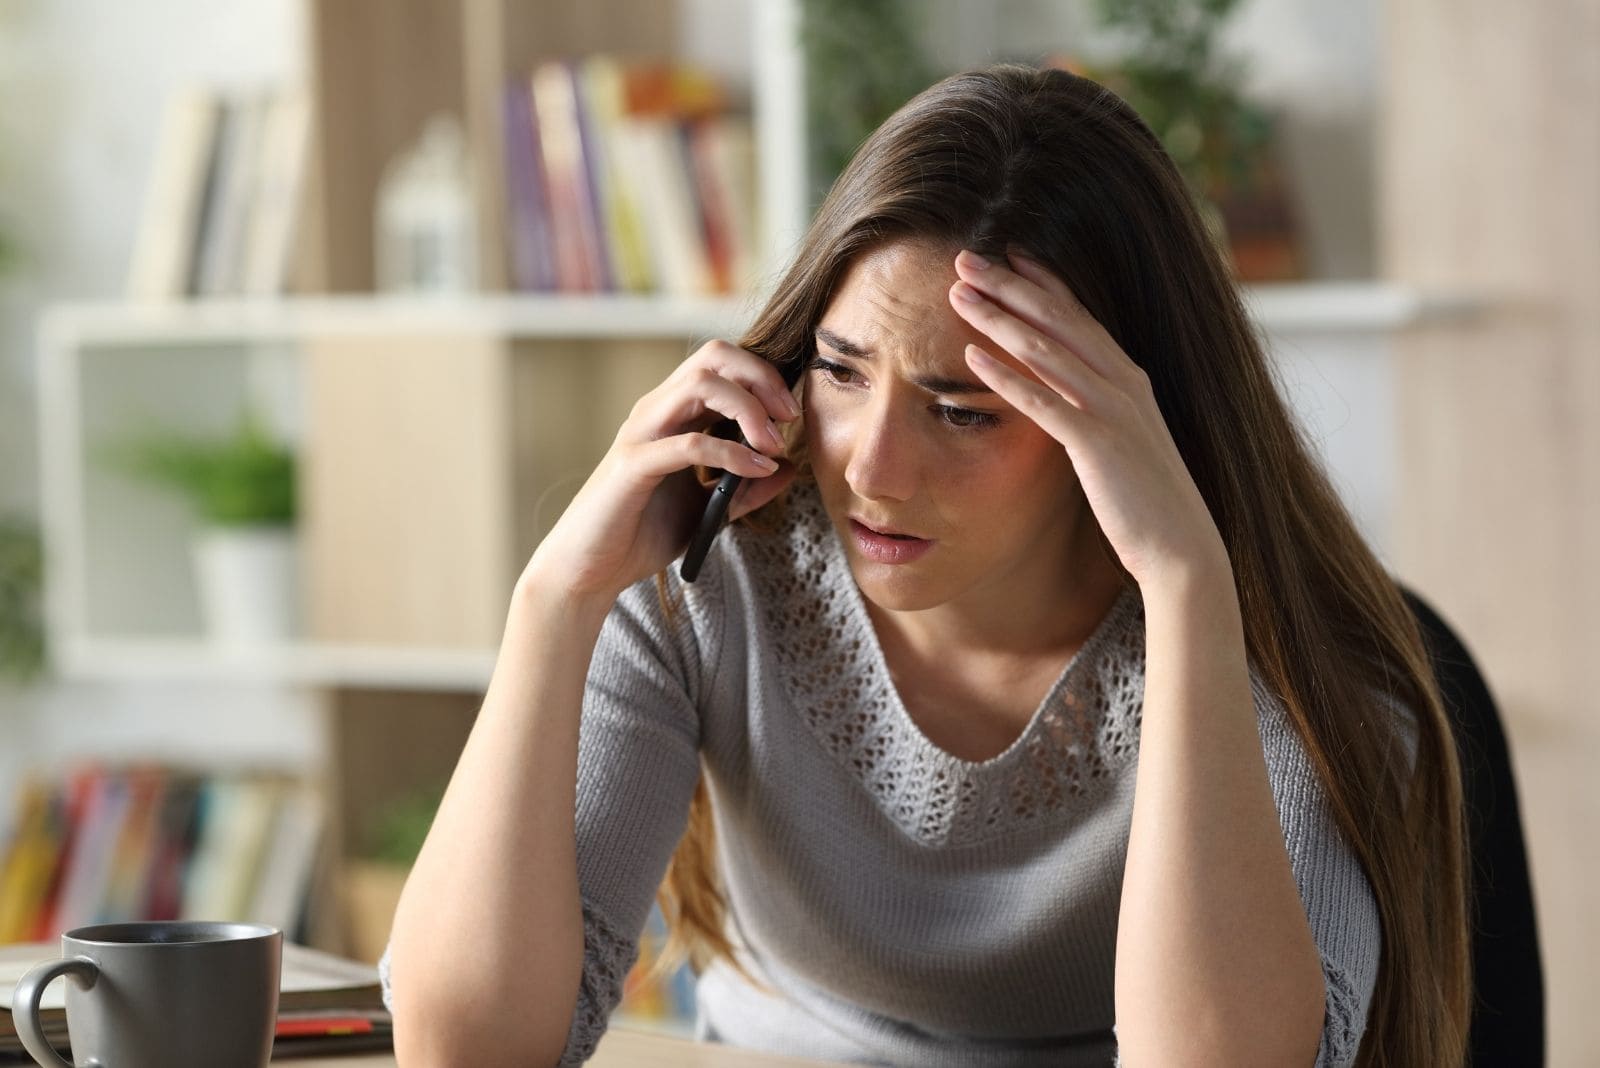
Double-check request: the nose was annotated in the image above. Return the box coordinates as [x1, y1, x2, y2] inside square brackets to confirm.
[843, 397, 918, 503]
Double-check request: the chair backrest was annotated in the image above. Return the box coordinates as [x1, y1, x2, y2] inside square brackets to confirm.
[1400, 586, 1546, 1067]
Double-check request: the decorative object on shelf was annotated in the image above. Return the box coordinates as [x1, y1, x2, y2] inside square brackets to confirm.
[102, 407, 299, 646]
[0, 516, 46, 684]
[375, 113, 479, 295]
[1068, 0, 1304, 281]
[798, 0, 936, 210]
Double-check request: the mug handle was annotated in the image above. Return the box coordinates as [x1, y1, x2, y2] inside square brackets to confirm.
[12, 956, 102, 1068]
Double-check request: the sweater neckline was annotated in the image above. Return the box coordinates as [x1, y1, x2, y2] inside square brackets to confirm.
[831, 541, 1143, 773]
[742, 481, 1149, 847]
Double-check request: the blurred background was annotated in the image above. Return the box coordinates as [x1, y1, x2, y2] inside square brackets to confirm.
[0, 0, 1592, 1059]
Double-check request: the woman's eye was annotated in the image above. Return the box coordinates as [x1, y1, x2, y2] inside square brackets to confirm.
[807, 357, 858, 386]
[936, 405, 1001, 430]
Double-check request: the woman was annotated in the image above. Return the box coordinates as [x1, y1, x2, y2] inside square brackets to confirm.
[383, 65, 1469, 1067]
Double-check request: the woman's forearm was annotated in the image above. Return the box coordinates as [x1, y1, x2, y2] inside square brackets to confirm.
[387, 571, 613, 1066]
[1114, 559, 1325, 1066]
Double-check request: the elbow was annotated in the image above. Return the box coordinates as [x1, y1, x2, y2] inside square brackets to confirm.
[388, 957, 573, 1067]
[1117, 986, 1325, 1067]
[392, 992, 570, 1068]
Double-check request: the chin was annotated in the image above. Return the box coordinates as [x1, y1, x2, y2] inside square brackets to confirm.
[846, 558, 956, 614]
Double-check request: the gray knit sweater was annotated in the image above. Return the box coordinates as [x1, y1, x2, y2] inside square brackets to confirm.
[381, 481, 1384, 1066]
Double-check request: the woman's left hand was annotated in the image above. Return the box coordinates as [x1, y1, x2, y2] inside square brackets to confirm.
[948, 248, 1229, 591]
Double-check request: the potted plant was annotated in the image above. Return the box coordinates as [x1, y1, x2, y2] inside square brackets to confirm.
[105, 408, 299, 646]
[1072, 0, 1303, 280]
[799, 0, 936, 209]
[343, 783, 443, 963]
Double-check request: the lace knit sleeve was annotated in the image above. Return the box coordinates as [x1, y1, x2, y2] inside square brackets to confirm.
[377, 902, 638, 1066]
[1254, 676, 1385, 1068]
[556, 903, 643, 1066]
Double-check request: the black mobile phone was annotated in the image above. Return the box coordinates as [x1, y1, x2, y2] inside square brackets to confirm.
[678, 360, 804, 583]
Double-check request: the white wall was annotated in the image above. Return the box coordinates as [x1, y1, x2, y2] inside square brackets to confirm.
[0, 0, 303, 513]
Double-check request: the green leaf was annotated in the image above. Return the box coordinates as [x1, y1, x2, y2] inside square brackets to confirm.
[100, 408, 297, 526]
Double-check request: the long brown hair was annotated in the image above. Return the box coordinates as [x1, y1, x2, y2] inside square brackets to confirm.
[656, 64, 1469, 1065]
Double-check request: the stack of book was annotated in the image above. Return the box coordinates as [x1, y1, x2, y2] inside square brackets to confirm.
[0, 941, 390, 1058]
[126, 85, 310, 301]
[505, 56, 757, 297]
[0, 766, 323, 944]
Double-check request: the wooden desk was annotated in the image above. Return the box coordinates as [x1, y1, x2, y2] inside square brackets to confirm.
[288, 1026, 853, 1066]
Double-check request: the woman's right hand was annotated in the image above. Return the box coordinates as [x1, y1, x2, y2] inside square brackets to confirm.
[522, 339, 801, 601]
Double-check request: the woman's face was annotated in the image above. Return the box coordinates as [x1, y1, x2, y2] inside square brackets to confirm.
[804, 238, 1094, 618]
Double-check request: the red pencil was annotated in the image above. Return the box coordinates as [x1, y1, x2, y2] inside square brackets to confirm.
[275, 1017, 376, 1038]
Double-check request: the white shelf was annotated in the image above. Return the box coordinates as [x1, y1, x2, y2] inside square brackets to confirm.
[1243, 282, 1479, 333]
[56, 636, 496, 692]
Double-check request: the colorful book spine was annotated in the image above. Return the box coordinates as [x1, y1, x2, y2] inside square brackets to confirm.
[508, 56, 754, 297]
[0, 768, 322, 940]
[502, 82, 557, 292]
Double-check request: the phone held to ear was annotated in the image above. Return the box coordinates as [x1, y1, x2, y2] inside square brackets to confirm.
[679, 360, 803, 583]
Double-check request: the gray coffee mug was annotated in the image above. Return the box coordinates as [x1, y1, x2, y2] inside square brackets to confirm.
[11, 921, 282, 1068]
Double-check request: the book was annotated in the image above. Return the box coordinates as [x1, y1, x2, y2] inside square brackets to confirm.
[531, 60, 608, 292]
[0, 779, 64, 942]
[180, 777, 282, 923]
[97, 767, 166, 922]
[125, 86, 223, 300]
[139, 774, 203, 923]
[689, 117, 757, 294]
[613, 117, 716, 296]
[197, 90, 271, 296]
[186, 94, 240, 296]
[248, 781, 324, 937]
[46, 769, 131, 934]
[502, 81, 558, 292]
[577, 54, 654, 293]
[241, 89, 311, 297]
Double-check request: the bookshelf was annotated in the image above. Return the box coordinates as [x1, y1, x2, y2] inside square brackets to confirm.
[23, 0, 809, 1032]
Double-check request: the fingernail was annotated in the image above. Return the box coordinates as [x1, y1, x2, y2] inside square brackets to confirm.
[751, 451, 778, 469]
[958, 249, 992, 270]
[952, 281, 984, 303]
[781, 391, 802, 419]
[765, 419, 786, 450]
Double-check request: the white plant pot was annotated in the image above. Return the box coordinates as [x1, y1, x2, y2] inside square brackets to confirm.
[192, 525, 300, 646]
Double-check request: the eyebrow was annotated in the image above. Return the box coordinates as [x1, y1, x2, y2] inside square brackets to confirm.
[814, 327, 995, 397]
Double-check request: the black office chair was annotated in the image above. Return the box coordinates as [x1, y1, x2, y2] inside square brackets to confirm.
[1399, 586, 1545, 1067]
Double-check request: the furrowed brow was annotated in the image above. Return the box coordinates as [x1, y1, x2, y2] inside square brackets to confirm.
[813, 328, 994, 397]
[814, 326, 870, 359]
